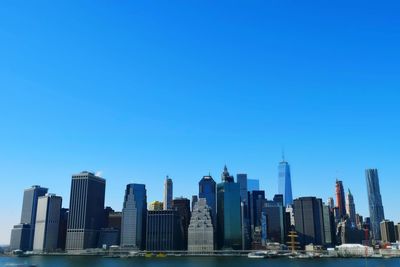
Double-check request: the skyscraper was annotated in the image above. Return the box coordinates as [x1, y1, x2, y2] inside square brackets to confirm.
[236, 174, 248, 203]
[198, 175, 216, 226]
[366, 169, 385, 240]
[120, 184, 147, 249]
[346, 189, 356, 226]
[248, 190, 265, 235]
[172, 197, 191, 250]
[188, 198, 214, 252]
[163, 176, 173, 210]
[10, 185, 48, 251]
[335, 180, 346, 218]
[33, 194, 62, 252]
[66, 171, 106, 250]
[380, 220, 396, 243]
[247, 179, 260, 192]
[278, 158, 293, 206]
[217, 165, 242, 250]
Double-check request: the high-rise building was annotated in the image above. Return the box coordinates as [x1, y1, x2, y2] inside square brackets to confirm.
[10, 185, 48, 251]
[293, 197, 326, 247]
[217, 166, 242, 250]
[365, 169, 385, 240]
[380, 220, 396, 243]
[278, 158, 293, 206]
[248, 190, 265, 235]
[33, 194, 62, 252]
[188, 198, 214, 252]
[346, 189, 356, 226]
[322, 204, 334, 246]
[172, 197, 191, 250]
[120, 184, 147, 249]
[57, 208, 69, 250]
[163, 176, 173, 210]
[65, 171, 106, 250]
[191, 195, 198, 212]
[263, 199, 285, 244]
[236, 174, 248, 203]
[199, 175, 216, 226]
[247, 179, 260, 192]
[146, 210, 183, 251]
[327, 197, 335, 210]
[395, 223, 400, 242]
[149, 201, 163, 211]
[335, 180, 346, 218]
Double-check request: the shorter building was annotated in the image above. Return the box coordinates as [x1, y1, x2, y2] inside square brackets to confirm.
[33, 194, 62, 252]
[98, 228, 120, 248]
[10, 224, 31, 251]
[262, 200, 285, 244]
[172, 197, 191, 250]
[247, 179, 260, 191]
[395, 223, 400, 242]
[146, 210, 183, 251]
[336, 244, 373, 257]
[57, 208, 69, 250]
[336, 219, 364, 245]
[188, 198, 214, 253]
[149, 201, 163, 211]
[380, 220, 396, 243]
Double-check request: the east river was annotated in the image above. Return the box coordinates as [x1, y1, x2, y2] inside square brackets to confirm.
[1, 256, 400, 267]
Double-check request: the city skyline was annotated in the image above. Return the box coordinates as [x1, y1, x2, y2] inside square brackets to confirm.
[1, 1, 400, 245]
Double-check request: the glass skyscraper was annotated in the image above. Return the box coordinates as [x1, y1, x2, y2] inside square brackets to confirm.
[199, 175, 216, 226]
[163, 176, 173, 210]
[335, 180, 346, 218]
[120, 183, 147, 249]
[278, 159, 293, 206]
[366, 169, 385, 240]
[217, 166, 242, 250]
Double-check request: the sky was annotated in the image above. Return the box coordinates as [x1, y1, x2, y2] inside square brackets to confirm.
[1, 1, 400, 245]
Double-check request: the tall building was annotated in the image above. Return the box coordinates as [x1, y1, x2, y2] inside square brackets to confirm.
[146, 210, 183, 251]
[380, 220, 396, 243]
[188, 198, 214, 252]
[236, 174, 248, 203]
[66, 171, 106, 250]
[278, 158, 293, 206]
[163, 176, 173, 210]
[33, 194, 62, 252]
[395, 223, 400, 242]
[335, 180, 346, 218]
[191, 195, 198, 212]
[149, 201, 163, 211]
[57, 208, 69, 250]
[120, 184, 147, 249]
[327, 197, 335, 210]
[198, 175, 216, 226]
[10, 185, 48, 251]
[217, 166, 242, 250]
[172, 197, 191, 250]
[365, 169, 385, 240]
[248, 190, 265, 235]
[263, 199, 285, 244]
[346, 189, 356, 226]
[247, 179, 260, 192]
[293, 197, 326, 247]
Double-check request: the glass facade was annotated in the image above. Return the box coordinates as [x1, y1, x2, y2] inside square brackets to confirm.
[199, 175, 216, 226]
[366, 169, 385, 240]
[278, 161, 293, 206]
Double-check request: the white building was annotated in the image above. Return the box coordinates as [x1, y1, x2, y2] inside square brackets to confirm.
[336, 244, 373, 257]
[33, 194, 62, 252]
[188, 198, 214, 253]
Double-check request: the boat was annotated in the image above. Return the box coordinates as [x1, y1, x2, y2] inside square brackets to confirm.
[248, 251, 267, 258]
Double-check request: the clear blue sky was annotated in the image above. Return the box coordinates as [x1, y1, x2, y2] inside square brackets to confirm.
[1, 1, 399, 244]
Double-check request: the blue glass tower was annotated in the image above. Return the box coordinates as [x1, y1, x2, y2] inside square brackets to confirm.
[199, 175, 216, 227]
[366, 169, 385, 240]
[278, 157, 293, 206]
[217, 166, 242, 250]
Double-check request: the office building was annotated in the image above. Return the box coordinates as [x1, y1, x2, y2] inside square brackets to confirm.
[146, 210, 183, 251]
[335, 180, 346, 218]
[366, 169, 385, 240]
[120, 184, 147, 249]
[278, 158, 293, 206]
[188, 198, 214, 252]
[263, 199, 285, 244]
[247, 179, 260, 192]
[10, 224, 31, 251]
[216, 165, 241, 250]
[327, 197, 334, 210]
[380, 220, 396, 243]
[163, 176, 173, 210]
[57, 208, 68, 250]
[346, 189, 356, 226]
[172, 197, 191, 249]
[149, 201, 163, 211]
[236, 173, 248, 203]
[65, 171, 106, 250]
[199, 175, 216, 226]
[248, 190, 265, 235]
[33, 194, 62, 252]
[191, 195, 198, 212]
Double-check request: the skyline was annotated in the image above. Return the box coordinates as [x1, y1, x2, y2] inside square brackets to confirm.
[1, 1, 400, 245]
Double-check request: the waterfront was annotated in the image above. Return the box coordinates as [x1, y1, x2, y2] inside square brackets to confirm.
[0, 256, 400, 267]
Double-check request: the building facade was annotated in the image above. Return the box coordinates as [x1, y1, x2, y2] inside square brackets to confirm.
[198, 175, 216, 226]
[120, 183, 147, 249]
[335, 180, 346, 218]
[380, 220, 396, 243]
[172, 197, 191, 250]
[65, 171, 106, 250]
[188, 198, 214, 252]
[33, 194, 62, 252]
[346, 189, 356, 226]
[365, 169, 385, 240]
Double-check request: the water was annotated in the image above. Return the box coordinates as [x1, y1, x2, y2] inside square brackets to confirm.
[0, 256, 399, 267]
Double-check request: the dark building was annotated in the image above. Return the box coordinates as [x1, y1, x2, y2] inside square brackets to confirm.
[10, 224, 31, 251]
[57, 208, 69, 250]
[217, 166, 242, 250]
[293, 197, 326, 247]
[191, 195, 198, 212]
[248, 190, 265, 236]
[146, 210, 183, 251]
[199, 175, 216, 226]
[65, 171, 106, 250]
[263, 200, 285, 244]
[366, 169, 385, 241]
[380, 220, 396, 243]
[10, 185, 48, 251]
[108, 212, 122, 229]
[172, 197, 191, 250]
[336, 219, 364, 244]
